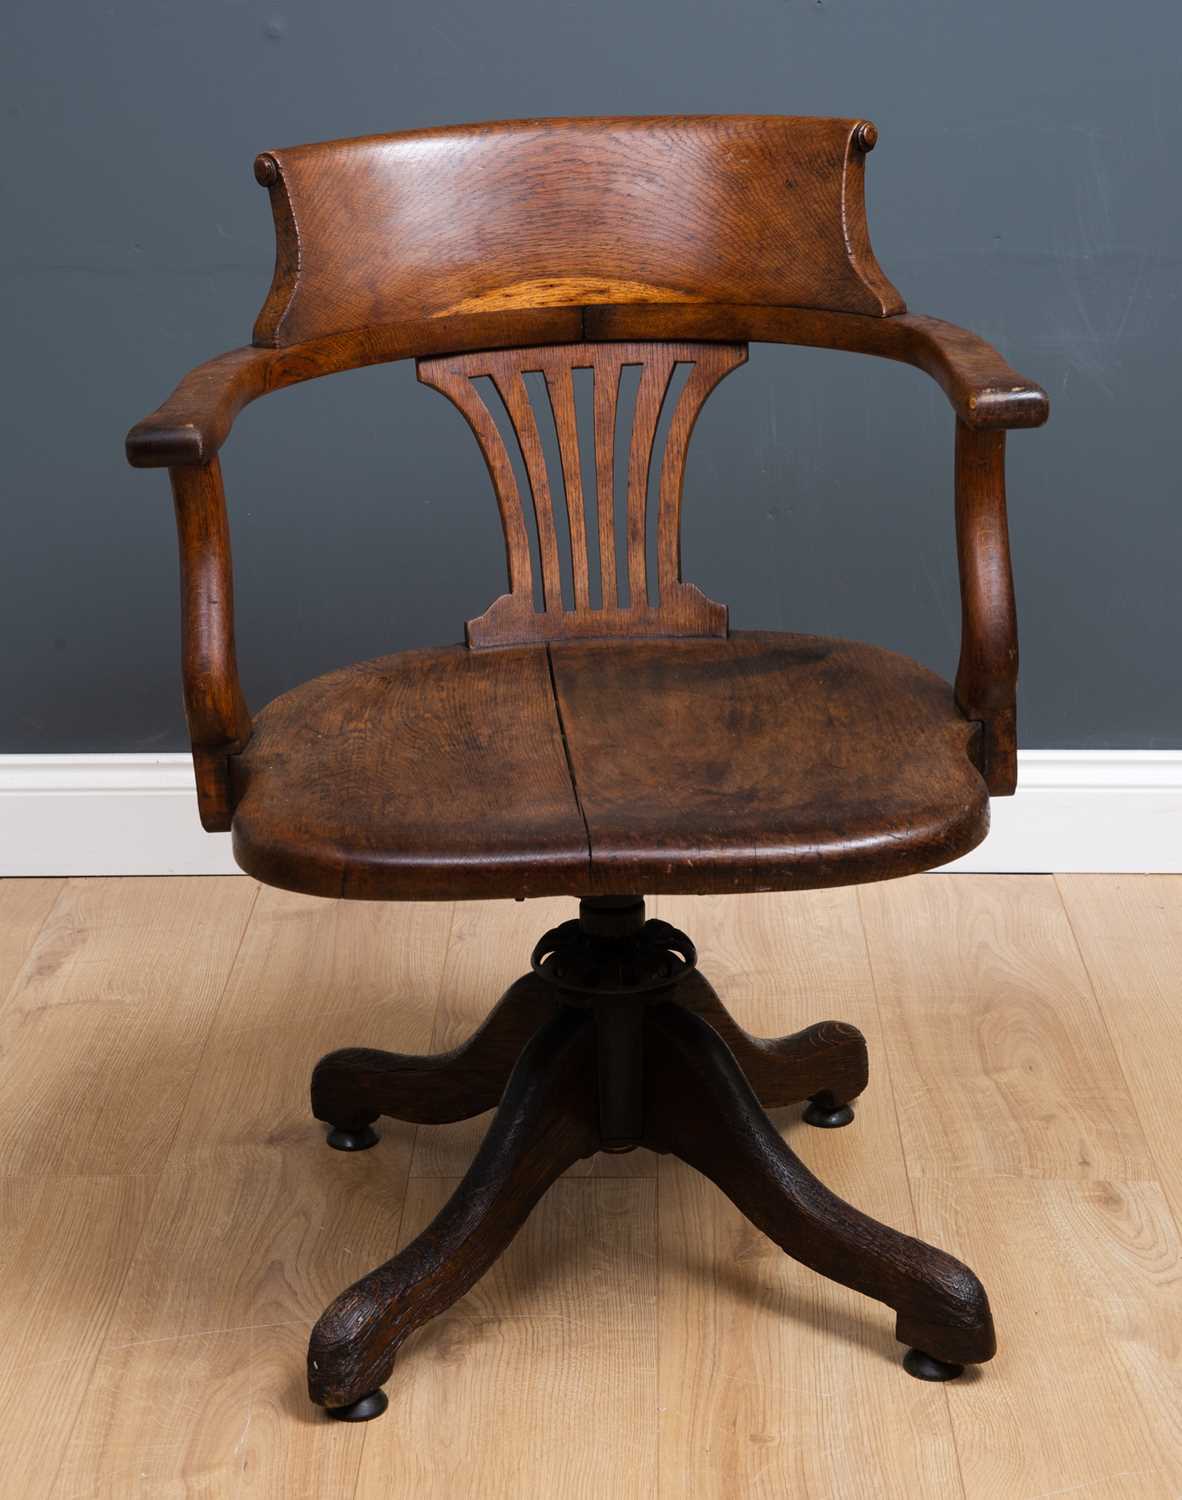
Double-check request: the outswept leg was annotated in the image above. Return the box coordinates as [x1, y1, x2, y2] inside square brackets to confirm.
[311, 972, 558, 1142]
[642, 1002, 995, 1368]
[672, 971, 869, 1119]
[308, 897, 997, 1417]
[308, 1005, 597, 1413]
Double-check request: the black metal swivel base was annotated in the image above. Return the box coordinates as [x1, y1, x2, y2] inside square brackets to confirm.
[308, 896, 995, 1419]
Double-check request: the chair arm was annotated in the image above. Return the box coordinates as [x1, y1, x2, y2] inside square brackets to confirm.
[583, 304, 1048, 431]
[170, 458, 252, 830]
[125, 310, 589, 469]
[126, 347, 275, 468]
[125, 310, 1046, 468]
[892, 314, 1048, 431]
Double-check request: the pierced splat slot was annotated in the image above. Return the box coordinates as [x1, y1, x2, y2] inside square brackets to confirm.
[417, 341, 747, 647]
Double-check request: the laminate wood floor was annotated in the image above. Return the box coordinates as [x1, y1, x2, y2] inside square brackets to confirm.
[1, 875, 1179, 1499]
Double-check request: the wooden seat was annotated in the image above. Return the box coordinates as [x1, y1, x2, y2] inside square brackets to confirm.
[127, 116, 1048, 1422]
[232, 632, 987, 901]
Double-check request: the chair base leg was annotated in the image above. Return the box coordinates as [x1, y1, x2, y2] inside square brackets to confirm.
[306, 896, 994, 1417]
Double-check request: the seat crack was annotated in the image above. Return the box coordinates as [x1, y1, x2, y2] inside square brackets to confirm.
[545, 644, 594, 876]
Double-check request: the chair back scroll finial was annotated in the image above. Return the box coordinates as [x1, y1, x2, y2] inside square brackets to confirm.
[417, 341, 747, 648]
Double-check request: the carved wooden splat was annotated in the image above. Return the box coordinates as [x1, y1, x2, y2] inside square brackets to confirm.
[416, 341, 747, 647]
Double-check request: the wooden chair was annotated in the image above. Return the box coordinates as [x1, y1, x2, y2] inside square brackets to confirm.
[127, 115, 1048, 1421]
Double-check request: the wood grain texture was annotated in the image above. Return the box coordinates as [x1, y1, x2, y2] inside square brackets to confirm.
[953, 424, 1017, 792]
[303, 892, 1001, 1419]
[126, 304, 1045, 471]
[56, 1321, 369, 1497]
[654, 889, 935, 1267]
[251, 115, 901, 345]
[178, 882, 454, 1040]
[0, 877, 257, 1177]
[654, 890, 965, 1500]
[551, 632, 989, 894]
[644, 1003, 995, 1364]
[247, 1322, 370, 1500]
[226, 632, 988, 901]
[114, 1141, 405, 1348]
[657, 1159, 966, 1500]
[585, 303, 1050, 431]
[674, 970, 869, 1109]
[349, 967, 863, 1158]
[409, 897, 657, 1179]
[125, 311, 580, 467]
[1057, 875, 1182, 1225]
[0, 1175, 155, 1499]
[911, 1176, 1182, 1499]
[2, 877, 1181, 1499]
[170, 458, 252, 829]
[54, 1327, 259, 1498]
[114, 889, 453, 1344]
[311, 973, 558, 1129]
[130, 114, 1044, 821]
[353, 1178, 658, 1500]
[417, 341, 744, 646]
[308, 1007, 598, 1408]
[230, 644, 588, 900]
[859, 875, 1154, 1180]
[0, 876, 62, 1001]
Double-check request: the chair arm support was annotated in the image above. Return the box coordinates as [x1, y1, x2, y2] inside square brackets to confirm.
[170, 458, 252, 829]
[127, 347, 275, 468]
[953, 424, 1018, 794]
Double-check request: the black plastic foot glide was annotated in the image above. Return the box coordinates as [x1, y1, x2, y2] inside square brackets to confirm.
[325, 1389, 389, 1421]
[326, 1121, 380, 1151]
[903, 1348, 965, 1382]
[802, 1093, 855, 1129]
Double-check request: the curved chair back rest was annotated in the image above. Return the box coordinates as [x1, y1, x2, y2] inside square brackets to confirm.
[250, 115, 903, 347]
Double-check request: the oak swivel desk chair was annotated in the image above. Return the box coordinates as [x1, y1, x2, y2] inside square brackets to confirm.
[127, 115, 1049, 1421]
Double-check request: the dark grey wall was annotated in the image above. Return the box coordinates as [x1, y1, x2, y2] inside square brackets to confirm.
[3, 0, 1179, 751]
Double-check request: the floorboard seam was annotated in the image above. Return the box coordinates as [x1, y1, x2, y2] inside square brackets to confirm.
[16, 879, 260, 1498]
[0, 877, 70, 1022]
[155, 881, 262, 1174]
[1053, 874, 1182, 1242]
[853, 885, 971, 1500]
[43, 1168, 175, 1497]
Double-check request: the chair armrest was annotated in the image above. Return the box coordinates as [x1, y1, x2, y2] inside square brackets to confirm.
[893, 314, 1049, 431]
[169, 458, 252, 829]
[583, 304, 1049, 431]
[125, 310, 589, 468]
[126, 347, 275, 468]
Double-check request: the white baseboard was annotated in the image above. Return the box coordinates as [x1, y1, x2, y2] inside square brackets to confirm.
[938, 751, 1182, 873]
[0, 750, 1179, 878]
[0, 755, 240, 877]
